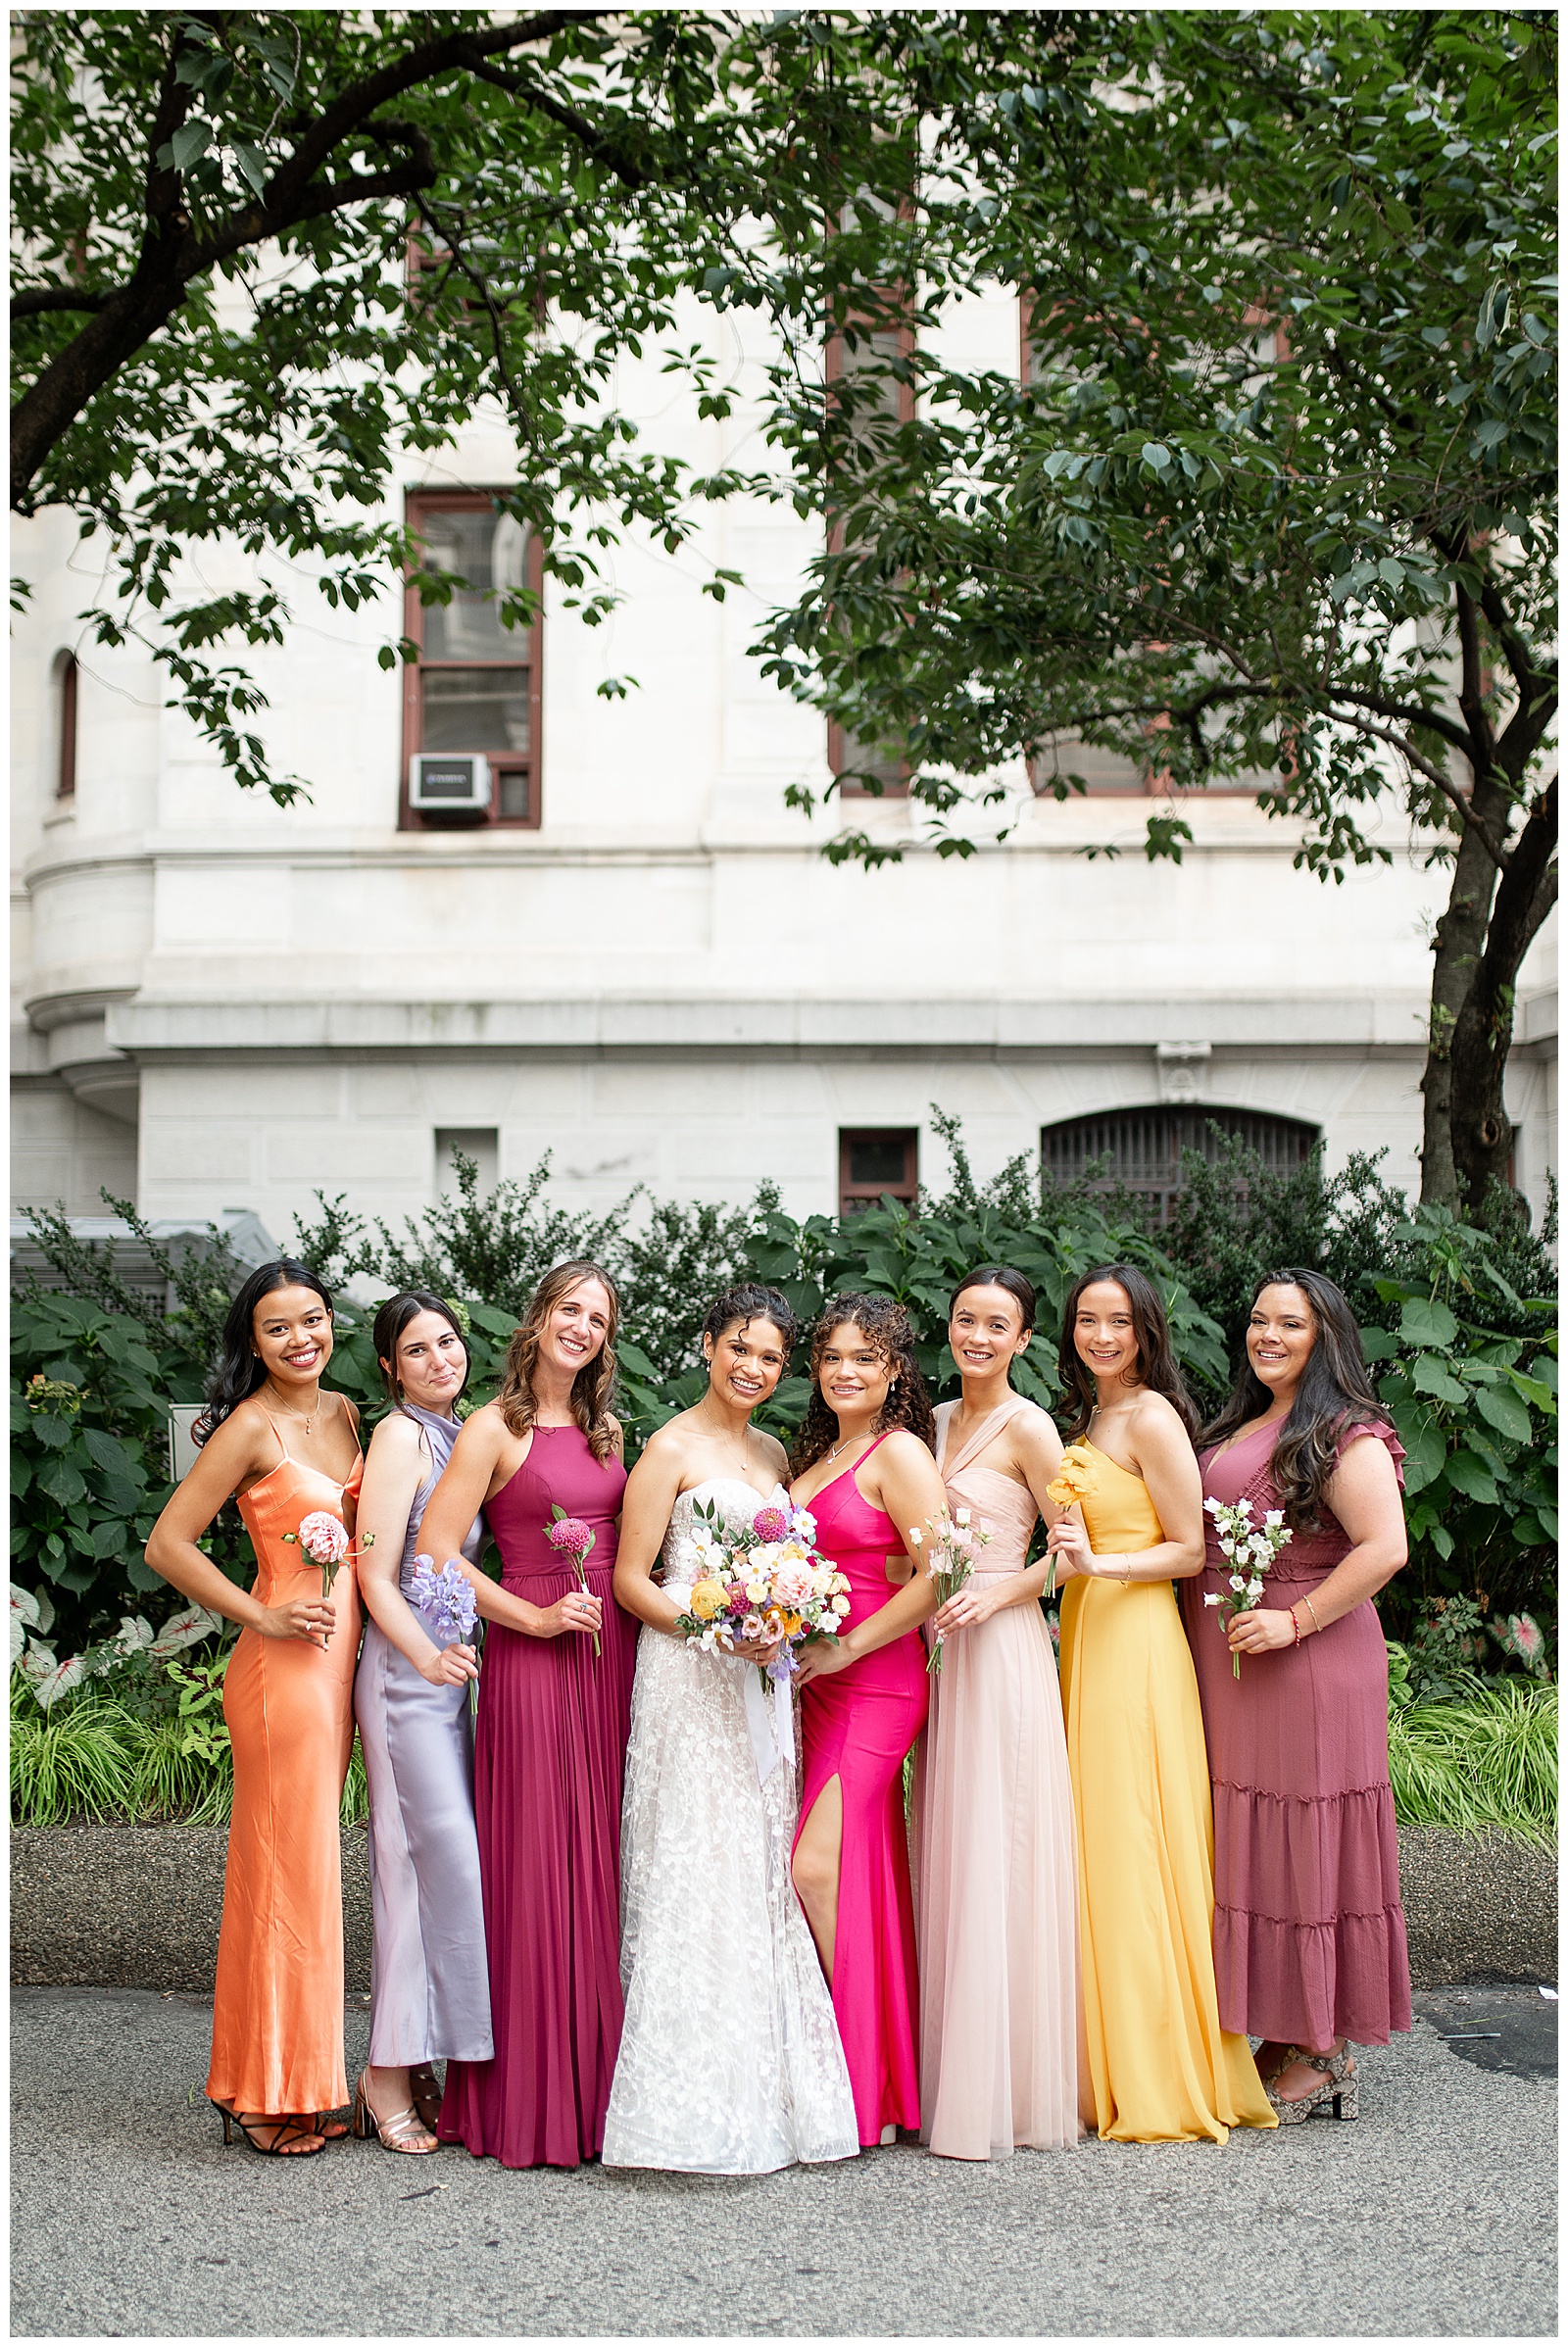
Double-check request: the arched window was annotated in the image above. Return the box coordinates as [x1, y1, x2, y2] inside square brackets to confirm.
[1042, 1105, 1319, 1221]
[55, 651, 77, 799]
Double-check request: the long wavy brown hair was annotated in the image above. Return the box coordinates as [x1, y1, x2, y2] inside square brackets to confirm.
[1056, 1261, 1200, 1443]
[498, 1260, 620, 1463]
[788, 1292, 937, 1478]
[1200, 1267, 1393, 1529]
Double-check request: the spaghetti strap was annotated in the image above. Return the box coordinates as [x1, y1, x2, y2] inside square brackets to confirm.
[257, 1409, 291, 1465]
[936, 1397, 1033, 1483]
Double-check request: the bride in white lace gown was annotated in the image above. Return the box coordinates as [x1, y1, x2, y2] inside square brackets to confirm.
[604, 1289, 858, 2174]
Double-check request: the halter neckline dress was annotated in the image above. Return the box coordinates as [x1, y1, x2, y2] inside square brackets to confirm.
[792, 1433, 928, 2147]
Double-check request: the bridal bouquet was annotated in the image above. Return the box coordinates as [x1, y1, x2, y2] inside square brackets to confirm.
[674, 1498, 852, 1689]
[910, 1506, 993, 1675]
[1201, 1496, 1293, 1677]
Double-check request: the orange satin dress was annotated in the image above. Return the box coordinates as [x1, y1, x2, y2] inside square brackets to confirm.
[206, 1412, 363, 2118]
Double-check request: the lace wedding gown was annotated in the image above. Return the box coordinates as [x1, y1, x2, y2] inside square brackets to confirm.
[601, 1478, 859, 2173]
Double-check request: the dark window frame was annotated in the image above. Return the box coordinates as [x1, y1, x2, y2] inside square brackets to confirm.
[56, 651, 77, 799]
[401, 488, 544, 831]
[1019, 292, 1257, 800]
[839, 1126, 919, 1216]
[1041, 1104, 1319, 1223]
[825, 309, 915, 800]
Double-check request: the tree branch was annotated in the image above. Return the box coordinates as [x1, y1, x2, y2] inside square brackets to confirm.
[10, 287, 115, 318]
[262, 14, 604, 217]
[1338, 715, 1508, 872]
[455, 49, 654, 189]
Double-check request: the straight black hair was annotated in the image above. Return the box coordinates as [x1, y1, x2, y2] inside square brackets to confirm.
[197, 1260, 334, 1443]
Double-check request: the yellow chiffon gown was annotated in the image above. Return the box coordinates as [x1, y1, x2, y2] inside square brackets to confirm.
[1057, 1441, 1274, 2143]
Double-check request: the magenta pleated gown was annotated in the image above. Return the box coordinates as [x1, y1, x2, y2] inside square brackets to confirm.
[793, 1435, 928, 2146]
[439, 1425, 634, 2168]
[1182, 1418, 1411, 2051]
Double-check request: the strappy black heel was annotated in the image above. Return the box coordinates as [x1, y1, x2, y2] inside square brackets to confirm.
[211, 2097, 326, 2156]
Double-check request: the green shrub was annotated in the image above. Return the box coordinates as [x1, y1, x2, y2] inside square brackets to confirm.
[12, 1119, 1556, 1670]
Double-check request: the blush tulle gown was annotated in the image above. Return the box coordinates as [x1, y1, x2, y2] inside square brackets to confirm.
[914, 1398, 1080, 2156]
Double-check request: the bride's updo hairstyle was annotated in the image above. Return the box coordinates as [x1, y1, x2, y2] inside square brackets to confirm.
[789, 1292, 936, 1477]
[498, 1259, 620, 1464]
[703, 1282, 800, 1356]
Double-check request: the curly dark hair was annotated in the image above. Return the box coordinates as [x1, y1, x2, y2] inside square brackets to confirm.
[788, 1292, 937, 1477]
[1056, 1262, 1200, 1444]
[1200, 1267, 1394, 1530]
[702, 1282, 800, 1355]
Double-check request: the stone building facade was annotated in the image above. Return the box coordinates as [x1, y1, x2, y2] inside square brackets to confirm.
[11, 292, 1556, 1240]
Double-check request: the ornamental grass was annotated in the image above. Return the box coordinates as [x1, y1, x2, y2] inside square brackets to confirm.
[1386, 1679, 1557, 1847]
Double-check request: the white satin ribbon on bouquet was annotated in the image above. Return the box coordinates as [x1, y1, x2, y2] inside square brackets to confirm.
[742, 1664, 795, 1785]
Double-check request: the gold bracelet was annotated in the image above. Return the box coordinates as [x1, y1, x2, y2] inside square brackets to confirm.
[1302, 1594, 1323, 1636]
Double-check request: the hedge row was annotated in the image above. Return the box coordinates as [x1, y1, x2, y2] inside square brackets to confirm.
[12, 1119, 1557, 1679]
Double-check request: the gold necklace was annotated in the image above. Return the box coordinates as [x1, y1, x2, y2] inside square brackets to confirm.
[270, 1395, 321, 1438]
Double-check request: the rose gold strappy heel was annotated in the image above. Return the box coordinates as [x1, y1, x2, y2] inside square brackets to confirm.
[351, 2069, 439, 2155]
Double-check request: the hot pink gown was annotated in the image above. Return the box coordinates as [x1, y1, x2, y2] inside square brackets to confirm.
[439, 1425, 634, 2168]
[793, 1434, 927, 2147]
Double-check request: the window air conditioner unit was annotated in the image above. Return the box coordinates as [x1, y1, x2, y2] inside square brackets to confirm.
[410, 752, 492, 811]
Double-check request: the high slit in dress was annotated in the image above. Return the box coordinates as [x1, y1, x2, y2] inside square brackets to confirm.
[792, 1433, 927, 2147]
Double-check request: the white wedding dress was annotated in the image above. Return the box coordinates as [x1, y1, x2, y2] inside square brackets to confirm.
[601, 1478, 859, 2173]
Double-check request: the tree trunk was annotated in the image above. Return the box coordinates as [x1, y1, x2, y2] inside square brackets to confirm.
[1419, 825, 1498, 1212]
[1446, 775, 1558, 1214]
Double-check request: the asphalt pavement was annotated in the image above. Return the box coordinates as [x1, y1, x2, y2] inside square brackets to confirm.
[10, 1985, 1557, 2338]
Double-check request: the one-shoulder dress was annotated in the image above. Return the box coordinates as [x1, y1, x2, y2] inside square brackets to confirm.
[440, 1424, 635, 2169]
[1185, 1417, 1411, 2051]
[354, 1401, 493, 2070]
[792, 1434, 928, 2147]
[602, 1478, 858, 2173]
[914, 1398, 1080, 2157]
[1057, 1440, 1274, 2143]
[207, 1412, 363, 2120]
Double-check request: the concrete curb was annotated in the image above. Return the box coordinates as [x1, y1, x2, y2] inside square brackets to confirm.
[9, 1821, 1557, 1994]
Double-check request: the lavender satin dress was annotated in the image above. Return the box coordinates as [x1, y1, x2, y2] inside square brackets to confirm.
[354, 1403, 493, 2067]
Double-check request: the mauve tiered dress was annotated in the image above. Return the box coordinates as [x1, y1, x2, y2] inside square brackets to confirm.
[792, 1433, 928, 2148]
[354, 1402, 492, 2070]
[439, 1425, 635, 2168]
[1184, 1418, 1411, 2050]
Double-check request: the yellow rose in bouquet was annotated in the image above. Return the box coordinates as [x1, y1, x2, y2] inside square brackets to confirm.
[688, 1578, 727, 1622]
